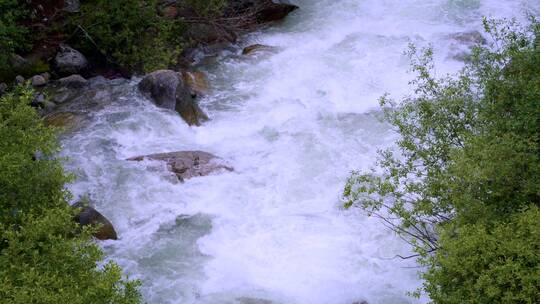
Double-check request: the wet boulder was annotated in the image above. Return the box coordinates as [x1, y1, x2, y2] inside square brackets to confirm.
[72, 201, 118, 240]
[43, 111, 85, 132]
[54, 44, 88, 75]
[182, 71, 210, 96]
[242, 44, 275, 55]
[237, 297, 274, 304]
[127, 151, 233, 182]
[448, 30, 486, 45]
[138, 70, 209, 126]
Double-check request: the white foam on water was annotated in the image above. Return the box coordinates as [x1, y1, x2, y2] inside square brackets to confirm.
[60, 1, 539, 303]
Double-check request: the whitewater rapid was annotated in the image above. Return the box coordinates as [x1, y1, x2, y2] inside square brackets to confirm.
[60, 1, 539, 303]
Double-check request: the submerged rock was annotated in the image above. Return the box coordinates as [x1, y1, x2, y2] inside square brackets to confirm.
[236, 297, 274, 304]
[139, 70, 209, 126]
[448, 30, 486, 45]
[72, 201, 118, 240]
[127, 151, 233, 182]
[43, 111, 85, 131]
[182, 71, 210, 96]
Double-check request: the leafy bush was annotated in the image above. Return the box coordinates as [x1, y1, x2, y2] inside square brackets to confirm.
[344, 18, 540, 302]
[0, 85, 68, 226]
[69, 0, 184, 73]
[68, 0, 232, 73]
[422, 206, 540, 304]
[0, 207, 141, 304]
[0, 86, 142, 303]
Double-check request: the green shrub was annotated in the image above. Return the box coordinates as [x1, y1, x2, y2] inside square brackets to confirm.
[344, 18, 540, 302]
[423, 206, 540, 304]
[70, 0, 184, 73]
[0, 86, 142, 303]
[0, 207, 141, 304]
[0, 85, 69, 226]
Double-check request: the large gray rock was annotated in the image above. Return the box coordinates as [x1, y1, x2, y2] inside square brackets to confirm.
[127, 151, 233, 182]
[138, 70, 209, 126]
[31, 75, 47, 87]
[54, 45, 88, 75]
[72, 201, 118, 240]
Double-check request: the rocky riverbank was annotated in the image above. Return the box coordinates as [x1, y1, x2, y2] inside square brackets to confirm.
[9, 0, 298, 240]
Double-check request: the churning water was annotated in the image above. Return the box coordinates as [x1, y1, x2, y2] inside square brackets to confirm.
[60, 1, 539, 303]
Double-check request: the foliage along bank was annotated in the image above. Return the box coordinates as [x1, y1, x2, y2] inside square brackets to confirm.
[0, 0, 298, 83]
[344, 18, 540, 303]
[0, 85, 142, 303]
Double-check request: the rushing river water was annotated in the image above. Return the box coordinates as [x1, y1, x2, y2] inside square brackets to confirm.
[60, 1, 539, 303]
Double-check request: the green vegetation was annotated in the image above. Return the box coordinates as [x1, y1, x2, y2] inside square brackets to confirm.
[67, 0, 229, 72]
[0, 86, 142, 303]
[344, 18, 540, 303]
[70, 0, 184, 73]
[0, 0, 29, 80]
[186, 0, 227, 16]
[0, 0, 229, 79]
[0, 85, 67, 226]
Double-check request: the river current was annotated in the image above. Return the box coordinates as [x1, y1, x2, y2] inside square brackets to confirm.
[60, 1, 539, 303]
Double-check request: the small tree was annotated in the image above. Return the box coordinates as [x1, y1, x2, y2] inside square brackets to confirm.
[344, 18, 540, 302]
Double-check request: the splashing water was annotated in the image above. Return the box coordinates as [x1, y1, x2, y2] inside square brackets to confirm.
[60, 1, 539, 303]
